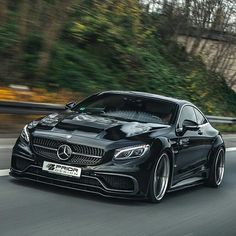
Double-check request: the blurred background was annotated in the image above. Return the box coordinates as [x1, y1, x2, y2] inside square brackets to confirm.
[0, 0, 236, 135]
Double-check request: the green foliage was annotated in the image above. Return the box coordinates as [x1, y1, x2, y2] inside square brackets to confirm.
[0, 23, 18, 56]
[1, 0, 236, 116]
[70, 0, 142, 47]
[214, 124, 236, 133]
[20, 33, 43, 80]
[46, 43, 123, 93]
[0, 15, 19, 83]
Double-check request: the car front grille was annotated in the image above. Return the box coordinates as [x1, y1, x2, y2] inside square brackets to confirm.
[32, 137, 105, 166]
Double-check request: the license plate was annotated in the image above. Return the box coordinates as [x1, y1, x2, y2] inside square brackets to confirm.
[42, 161, 81, 178]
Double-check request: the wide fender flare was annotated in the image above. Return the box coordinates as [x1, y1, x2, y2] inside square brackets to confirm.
[148, 137, 175, 188]
[208, 134, 225, 167]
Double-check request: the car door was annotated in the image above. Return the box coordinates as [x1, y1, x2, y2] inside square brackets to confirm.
[174, 105, 206, 179]
[193, 107, 214, 164]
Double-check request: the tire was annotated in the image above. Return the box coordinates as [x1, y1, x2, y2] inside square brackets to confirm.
[206, 147, 225, 188]
[148, 152, 170, 203]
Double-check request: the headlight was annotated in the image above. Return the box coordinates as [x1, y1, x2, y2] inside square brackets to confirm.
[20, 125, 30, 142]
[20, 120, 39, 142]
[114, 144, 150, 160]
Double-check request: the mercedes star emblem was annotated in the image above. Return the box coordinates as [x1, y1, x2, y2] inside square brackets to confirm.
[57, 144, 72, 160]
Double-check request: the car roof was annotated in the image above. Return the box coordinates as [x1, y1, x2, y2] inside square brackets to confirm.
[99, 90, 192, 106]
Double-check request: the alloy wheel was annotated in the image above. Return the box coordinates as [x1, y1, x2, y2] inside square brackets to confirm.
[153, 153, 170, 201]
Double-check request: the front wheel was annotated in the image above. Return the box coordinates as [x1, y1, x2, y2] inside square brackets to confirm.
[148, 152, 170, 203]
[206, 147, 225, 187]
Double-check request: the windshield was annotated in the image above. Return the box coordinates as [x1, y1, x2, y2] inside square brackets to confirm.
[75, 93, 178, 125]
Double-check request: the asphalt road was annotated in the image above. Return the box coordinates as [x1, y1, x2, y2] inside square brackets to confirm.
[0, 136, 236, 236]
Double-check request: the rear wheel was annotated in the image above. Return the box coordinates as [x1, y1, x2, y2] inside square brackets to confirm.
[148, 152, 170, 203]
[207, 147, 225, 187]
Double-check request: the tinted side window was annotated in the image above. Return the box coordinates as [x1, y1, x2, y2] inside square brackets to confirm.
[194, 108, 207, 125]
[178, 106, 197, 127]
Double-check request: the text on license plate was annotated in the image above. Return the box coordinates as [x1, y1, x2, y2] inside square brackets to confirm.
[42, 161, 81, 178]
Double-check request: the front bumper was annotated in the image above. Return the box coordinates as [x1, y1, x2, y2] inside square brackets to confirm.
[10, 139, 150, 199]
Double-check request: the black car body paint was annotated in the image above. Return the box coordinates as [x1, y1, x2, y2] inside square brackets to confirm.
[10, 91, 225, 200]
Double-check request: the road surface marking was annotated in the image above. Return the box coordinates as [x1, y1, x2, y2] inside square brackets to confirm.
[0, 169, 10, 176]
[223, 135, 236, 139]
[0, 145, 13, 149]
[226, 147, 236, 152]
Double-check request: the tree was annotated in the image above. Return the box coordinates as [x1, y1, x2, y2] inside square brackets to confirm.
[36, 0, 75, 79]
[0, 0, 8, 23]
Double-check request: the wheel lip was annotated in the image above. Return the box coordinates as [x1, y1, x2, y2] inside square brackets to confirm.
[153, 153, 170, 201]
[215, 148, 225, 186]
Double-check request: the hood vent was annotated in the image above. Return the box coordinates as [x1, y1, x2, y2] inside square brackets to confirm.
[56, 122, 103, 133]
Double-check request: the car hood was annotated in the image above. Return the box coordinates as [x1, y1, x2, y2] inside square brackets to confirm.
[36, 112, 170, 141]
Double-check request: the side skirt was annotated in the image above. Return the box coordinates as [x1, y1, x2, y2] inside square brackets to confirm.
[168, 177, 205, 192]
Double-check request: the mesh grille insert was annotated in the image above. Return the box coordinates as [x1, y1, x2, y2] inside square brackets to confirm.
[32, 137, 105, 166]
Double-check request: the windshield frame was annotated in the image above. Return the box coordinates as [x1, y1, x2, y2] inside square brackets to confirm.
[74, 92, 179, 125]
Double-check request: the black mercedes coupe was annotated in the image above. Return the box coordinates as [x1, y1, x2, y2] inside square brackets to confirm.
[10, 91, 225, 202]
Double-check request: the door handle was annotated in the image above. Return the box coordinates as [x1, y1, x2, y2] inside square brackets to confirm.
[198, 130, 203, 135]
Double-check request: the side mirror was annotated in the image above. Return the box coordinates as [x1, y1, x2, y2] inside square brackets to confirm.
[176, 119, 199, 135]
[183, 119, 199, 131]
[65, 101, 77, 110]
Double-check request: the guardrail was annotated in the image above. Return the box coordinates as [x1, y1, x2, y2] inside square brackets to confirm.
[0, 101, 235, 124]
[206, 115, 236, 124]
[0, 101, 64, 115]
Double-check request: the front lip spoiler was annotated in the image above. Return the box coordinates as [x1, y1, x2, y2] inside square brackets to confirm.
[9, 166, 140, 199]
